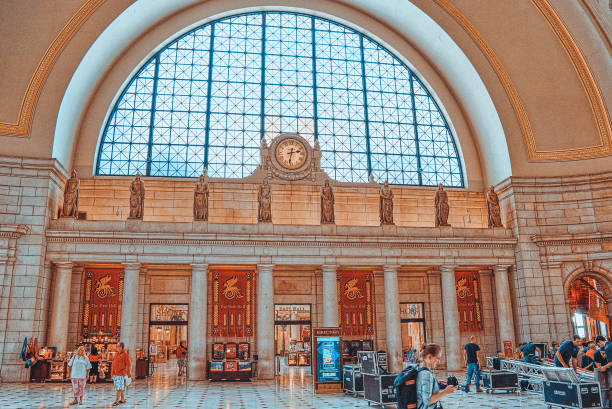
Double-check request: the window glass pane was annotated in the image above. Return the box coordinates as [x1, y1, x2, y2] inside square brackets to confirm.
[97, 12, 463, 187]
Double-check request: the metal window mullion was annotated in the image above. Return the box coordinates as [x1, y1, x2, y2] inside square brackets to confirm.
[145, 56, 161, 176]
[259, 14, 266, 141]
[311, 17, 319, 139]
[409, 73, 423, 186]
[203, 23, 216, 170]
[359, 35, 372, 180]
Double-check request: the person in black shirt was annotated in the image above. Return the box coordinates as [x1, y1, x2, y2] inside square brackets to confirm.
[520, 342, 542, 365]
[554, 335, 583, 369]
[463, 335, 482, 393]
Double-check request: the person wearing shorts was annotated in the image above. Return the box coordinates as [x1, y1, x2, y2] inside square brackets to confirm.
[111, 342, 131, 406]
[176, 341, 187, 376]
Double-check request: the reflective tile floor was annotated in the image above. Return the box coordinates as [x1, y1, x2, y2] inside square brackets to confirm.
[0, 366, 549, 408]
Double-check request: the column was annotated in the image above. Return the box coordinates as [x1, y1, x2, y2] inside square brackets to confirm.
[440, 265, 461, 371]
[47, 262, 73, 353]
[494, 265, 516, 348]
[257, 264, 274, 379]
[321, 264, 338, 327]
[120, 262, 141, 375]
[188, 264, 208, 380]
[383, 265, 402, 373]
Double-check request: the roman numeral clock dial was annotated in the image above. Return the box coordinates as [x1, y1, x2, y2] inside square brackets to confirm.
[275, 138, 307, 170]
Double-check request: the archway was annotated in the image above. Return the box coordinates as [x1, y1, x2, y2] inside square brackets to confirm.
[565, 271, 612, 340]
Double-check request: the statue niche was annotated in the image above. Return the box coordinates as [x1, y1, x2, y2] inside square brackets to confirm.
[61, 170, 79, 218]
[434, 183, 450, 227]
[321, 180, 335, 224]
[486, 185, 503, 228]
[258, 178, 272, 223]
[379, 180, 394, 225]
[194, 171, 209, 221]
[128, 173, 145, 219]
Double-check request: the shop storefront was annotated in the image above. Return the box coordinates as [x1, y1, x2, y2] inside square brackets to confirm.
[148, 304, 188, 376]
[274, 304, 312, 368]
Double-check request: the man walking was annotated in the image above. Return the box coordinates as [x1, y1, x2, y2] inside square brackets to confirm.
[111, 342, 132, 406]
[554, 335, 583, 369]
[463, 335, 483, 393]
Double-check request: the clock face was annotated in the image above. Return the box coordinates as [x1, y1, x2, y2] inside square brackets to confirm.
[275, 138, 307, 170]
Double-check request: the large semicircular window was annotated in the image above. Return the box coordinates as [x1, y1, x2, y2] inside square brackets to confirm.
[97, 12, 464, 186]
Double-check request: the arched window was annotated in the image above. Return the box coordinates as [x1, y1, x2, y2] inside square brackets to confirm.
[97, 12, 464, 186]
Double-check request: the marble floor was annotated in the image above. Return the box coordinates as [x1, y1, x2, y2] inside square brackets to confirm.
[0, 366, 550, 408]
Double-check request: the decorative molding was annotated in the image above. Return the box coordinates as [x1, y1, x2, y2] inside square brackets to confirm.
[531, 232, 612, 247]
[0, 224, 30, 240]
[433, 0, 612, 160]
[0, 0, 105, 136]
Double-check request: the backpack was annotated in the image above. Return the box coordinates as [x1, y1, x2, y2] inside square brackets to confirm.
[394, 366, 428, 409]
[446, 374, 458, 387]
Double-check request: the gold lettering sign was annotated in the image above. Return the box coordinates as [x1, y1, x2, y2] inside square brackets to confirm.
[344, 278, 363, 300]
[222, 276, 243, 300]
[95, 274, 115, 298]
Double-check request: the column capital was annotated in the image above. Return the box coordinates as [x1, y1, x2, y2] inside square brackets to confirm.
[478, 268, 493, 276]
[439, 265, 456, 275]
[383, 265, 400, 273]
[190, 263, 209, 273]
[257, 264, 274, 273]
[494, 264, 513, 273]
[122, 262, 141, 272]
[320, 264, 337, 273]
[54, 261, 73, 271]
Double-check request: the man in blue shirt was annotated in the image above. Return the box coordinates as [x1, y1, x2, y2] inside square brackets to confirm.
[554, 335, 583, 369]
[520, 342, 542, 365]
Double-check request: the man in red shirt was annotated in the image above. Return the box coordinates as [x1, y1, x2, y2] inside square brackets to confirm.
[111, 342, 131, 406]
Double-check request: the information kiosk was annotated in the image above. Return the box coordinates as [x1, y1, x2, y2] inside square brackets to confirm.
[312, 327, 342, 393]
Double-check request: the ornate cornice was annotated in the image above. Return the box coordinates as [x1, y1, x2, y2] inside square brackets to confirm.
[531, 232, 612, 247]
[0, 224, 31, 239]
[0, 0, 105, 136]
[433, 0, 612, 160]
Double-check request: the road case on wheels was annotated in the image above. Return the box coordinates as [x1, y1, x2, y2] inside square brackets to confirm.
[542, 367, 602, 409]
[481, 369, 519, 393]
[363, 373, 397, 407]
[343, 364, 364, 396]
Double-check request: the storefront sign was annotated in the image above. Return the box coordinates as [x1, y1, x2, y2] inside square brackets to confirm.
[211, 270, 255, 337]
[455, 271, 483, 332]
[82, 268, 123, 338]
[337, 270, 374, 336]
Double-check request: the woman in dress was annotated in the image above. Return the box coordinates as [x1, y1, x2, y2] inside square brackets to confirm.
[417, 344, 456, 409]
[68, 346, 91, 405]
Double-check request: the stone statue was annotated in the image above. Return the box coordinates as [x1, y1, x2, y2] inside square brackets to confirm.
[128, 173, 145, 219]
[321, 180, 335, 224]
[61, 169, 79, 218]
[258, 178, 272, 223]
[379, 181, 394, 225]
[434, 183, 450, 227]
[486, 185, 503, 228]
[194, 171, 209, 221]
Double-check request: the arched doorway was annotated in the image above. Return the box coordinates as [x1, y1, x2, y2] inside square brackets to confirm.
[568, 275, 610, 340]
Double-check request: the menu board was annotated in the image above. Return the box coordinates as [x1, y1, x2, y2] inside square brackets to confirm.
[225, 343, 237, 359]
[210, 361, 223, 371]
[316, 336, 341, 382]
[212, 343, 225, 360]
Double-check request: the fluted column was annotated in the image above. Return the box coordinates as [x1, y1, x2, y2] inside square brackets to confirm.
[440, 265, 461, 371]
[321, 264, 338, 327]
[383, 265, 402, 373]
[120, 262, 141, 375]
[494, 265, 515, 348]
[47, 262, 73, 353]
[257, 264, 274, 379]
[189, 264, 208, 380]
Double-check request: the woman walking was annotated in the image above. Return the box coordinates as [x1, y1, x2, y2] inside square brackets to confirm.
[417, 344, 456, 409]
[88, 346, 100, 383]
[68, 346, 91, 405]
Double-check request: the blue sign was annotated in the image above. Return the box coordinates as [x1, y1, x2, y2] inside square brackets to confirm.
[316, 336, 341, 382]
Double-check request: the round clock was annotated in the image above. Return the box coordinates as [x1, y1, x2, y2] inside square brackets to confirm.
[275, 138, 308, 170]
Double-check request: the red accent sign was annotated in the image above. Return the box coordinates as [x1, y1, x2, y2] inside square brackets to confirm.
[455, 271, 483, 332]
[211, 270, 255, 337]
[337, 271, 374, 336]
[82, 268, 123, 338]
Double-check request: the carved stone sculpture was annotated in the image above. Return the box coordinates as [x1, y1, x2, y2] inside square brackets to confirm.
[434, 183, 450, 227]
[258, 178, 272, 223]
[321, 180, 335, 224]
[61, 169, 79, 218]
[194, 171, 209, 221]
[128, 173, 145, 219]
[379, 181, 394, 225]
[486, 185, 503, 228]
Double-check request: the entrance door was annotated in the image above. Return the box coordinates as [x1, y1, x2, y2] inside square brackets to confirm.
[274, 304, 312, 375]
[400, 303, 426, 363]
[148, 304, 188, 377]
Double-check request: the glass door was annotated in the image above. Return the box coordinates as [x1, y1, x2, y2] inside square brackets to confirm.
[400, 303, 426, 363]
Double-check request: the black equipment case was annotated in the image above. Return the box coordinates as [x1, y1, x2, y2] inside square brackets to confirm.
[343, 364, 364, 396]
[481, 369, 519, 393]
[363, 373, 397, 406]
[542, 367, 602, 409]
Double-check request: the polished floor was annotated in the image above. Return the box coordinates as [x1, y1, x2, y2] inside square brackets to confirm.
[1, 362, 549, 408]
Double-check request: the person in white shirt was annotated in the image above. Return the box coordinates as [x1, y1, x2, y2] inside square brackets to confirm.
[68, 346, 91, 405]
